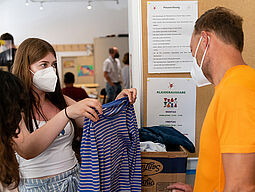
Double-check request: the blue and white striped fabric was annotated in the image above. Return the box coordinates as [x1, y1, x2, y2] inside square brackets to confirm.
[79, 97, 141, 192]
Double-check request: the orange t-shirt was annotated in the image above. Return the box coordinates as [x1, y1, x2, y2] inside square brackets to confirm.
[194, 65, 255, 192]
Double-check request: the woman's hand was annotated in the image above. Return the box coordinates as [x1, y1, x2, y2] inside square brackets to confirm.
[167, 183, 193, 192]
[66, 98, 103, 122]
[115, 88, 137, 104]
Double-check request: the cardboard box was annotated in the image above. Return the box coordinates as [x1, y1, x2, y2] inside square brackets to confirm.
[141, 147, 188, 192]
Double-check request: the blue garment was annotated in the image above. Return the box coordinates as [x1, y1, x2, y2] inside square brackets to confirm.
[139, 126, 195, 153]
[79, 97, 141, 192]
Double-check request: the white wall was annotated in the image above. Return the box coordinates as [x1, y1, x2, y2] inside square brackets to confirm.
[128, 0, 143, 127]
[0, 0, 128, 45]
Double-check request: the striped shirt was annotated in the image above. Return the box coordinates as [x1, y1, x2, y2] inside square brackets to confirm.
[79, 97, 141, 192]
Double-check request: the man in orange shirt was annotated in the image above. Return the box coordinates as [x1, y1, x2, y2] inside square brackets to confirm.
[168, 7, 255, 192]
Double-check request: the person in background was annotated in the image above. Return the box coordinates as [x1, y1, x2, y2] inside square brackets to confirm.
[0, 71, 30, 191]
[0, 33, 17, 72]
[12, 38, 136, 192]
[62, 72, 89, 102]
[168, 7, 255, 192]
[121, 52, 130, 89]
[103, 47, 122, 103]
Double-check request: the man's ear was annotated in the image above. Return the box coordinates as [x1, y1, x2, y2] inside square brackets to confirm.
[201, 31, 210, 48]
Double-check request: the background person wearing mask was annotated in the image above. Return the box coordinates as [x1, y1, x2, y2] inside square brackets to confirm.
[121, 52, 130, 89]
[168, 7, 255, 192]
[62, 72, 89, 102]
[0, 33, 17, 72]
[103, 47, 122, 103]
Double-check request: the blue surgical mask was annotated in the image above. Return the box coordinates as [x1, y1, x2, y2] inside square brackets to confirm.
[191, 36, 211, 87]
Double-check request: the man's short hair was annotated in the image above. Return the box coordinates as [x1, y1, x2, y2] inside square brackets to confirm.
[194, 7, 244, 52]
[64, 72, 75, 84]
[109, 48, 114, 54]
[0, 33, 14, 45]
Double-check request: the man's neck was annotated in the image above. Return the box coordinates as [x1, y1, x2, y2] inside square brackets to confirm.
[212, 46, 246, 86]
[110, 55, 115, 60]
[65, 83, 74, 88]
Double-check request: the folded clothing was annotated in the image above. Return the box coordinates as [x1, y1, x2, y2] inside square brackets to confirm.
[140, 141, 167, 152]
[139, 126, 195, 153]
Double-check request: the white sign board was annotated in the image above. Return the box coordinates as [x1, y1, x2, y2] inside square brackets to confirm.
[147, 1, 198, 73]
[147, 78, 196, 144]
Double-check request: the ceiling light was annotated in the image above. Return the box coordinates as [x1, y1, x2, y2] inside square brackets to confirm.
[25, 0, 29, 6]
[40, 1, 44, 10]
[87, 1, 92, 10]
[28, 0, 120, 10]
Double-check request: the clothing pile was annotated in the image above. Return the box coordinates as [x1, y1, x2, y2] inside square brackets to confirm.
[140, 141, 167, 152]
[139, 126, 195, 153]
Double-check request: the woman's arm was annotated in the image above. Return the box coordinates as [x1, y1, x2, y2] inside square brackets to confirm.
[64, 95, 102, 128]
[13, 97, 103, 159]
[13, 110, 70, 159]
[64, 88, 138, 128]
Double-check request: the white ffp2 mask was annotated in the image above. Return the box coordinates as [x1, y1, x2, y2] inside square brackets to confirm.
[30, 67, 58, 92]
[191, 36, 211, 87]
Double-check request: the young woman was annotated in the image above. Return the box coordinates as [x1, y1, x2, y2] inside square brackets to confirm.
[0, 71, 30, 191]
[12, 38, 137, 191]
